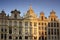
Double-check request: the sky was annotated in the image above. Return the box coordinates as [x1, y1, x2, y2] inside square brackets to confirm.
[0, 0, 60, 18]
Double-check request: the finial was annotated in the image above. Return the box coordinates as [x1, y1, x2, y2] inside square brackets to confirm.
[40, 11, 44, 14]
[29, 4, 32, 10]
[7, 14, 9, 17]
[52, 9, 55, 12]
[1, 9, 5, 13]
[14, 9, 17, 11]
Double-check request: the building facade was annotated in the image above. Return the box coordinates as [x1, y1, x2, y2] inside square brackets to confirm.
[0, 6, 60, 40]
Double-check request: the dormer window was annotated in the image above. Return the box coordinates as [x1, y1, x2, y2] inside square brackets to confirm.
[14, 14, 17, 19]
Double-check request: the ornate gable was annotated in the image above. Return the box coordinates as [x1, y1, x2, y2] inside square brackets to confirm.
[24, 6, 37, 19]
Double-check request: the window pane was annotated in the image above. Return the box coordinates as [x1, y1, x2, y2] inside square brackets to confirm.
[30, 22, 32, 26]
[57, 23, 59, 27]
[34, 37, 37, 39]
[51, 22, 53, 27]
[51, 29, 53, 35]
[48, 29, 50, 35]
[54, 29, 56, 35]
[57, 29, 59, 35]
[19, 36, 22, 39]
[4, 34, 7, 39]
[25, 22, 28, 26]
[15, 37, 18, 39]
[9, 27, 12, 34]
[34, 22, 37, 26]
[9, 36, 12, 39]
[19, 29, 22, 34]
[19, 22, 22, 26]
[1, 34, 3, 39]
[25, 36, 28, 39]
[48, 23, 50, 27]
[1, 28, 3, 32]
[54, 23, 56, 27]
[14, 21, 17, 26]
[38, 23, 40, 25]
[9, 21, 12, 26]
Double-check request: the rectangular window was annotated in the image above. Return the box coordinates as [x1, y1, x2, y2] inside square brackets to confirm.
[45, 23, 46, 25]
[25, 22, 28, 26]
[25, 36, 28, 39]
[51, 29, 53, 35]
[48, 36, 50, 39]
[42, 36, 44, 40]
[1, 28, 3, 32]
[45, 32, 47, 35]
[25, 29, 28, 34]
[57, 23, 59, 27]
[19, 22, 22, 27]
[4, 34, 6, 39]
[51, 23, 53, 27]
[15, 37, 18, 39]
[34, 29, 37, 35]
[39, 27, 40, 30]
[30, 22, 32, 26]
[9, 21, 12, 26]
[5, 28, 7, 32]
[30, 28, 32, 35]
[54, 29, 56, 35]
[19, 36, 22, 39]
[45, 37, 47, 40]
[34, 37, 37, 39]
[9, 36, 12, 39]
[54, 23, 56, 27]
[34, 22, 37, 26]
[19, 29, 22, 34]
[48, 29, 50, 35]
[14, 21, 17, 26]
[9, 27, 12, 34]
[48, 23, 50, 27]
[38, 23, 40, 25]
[57, 29, 59, 35]
[42, 23, 43, 25]
[1, 34, 3, 39]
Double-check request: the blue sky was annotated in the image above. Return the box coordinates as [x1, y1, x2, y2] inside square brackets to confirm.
[0, 0, 60, 18]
